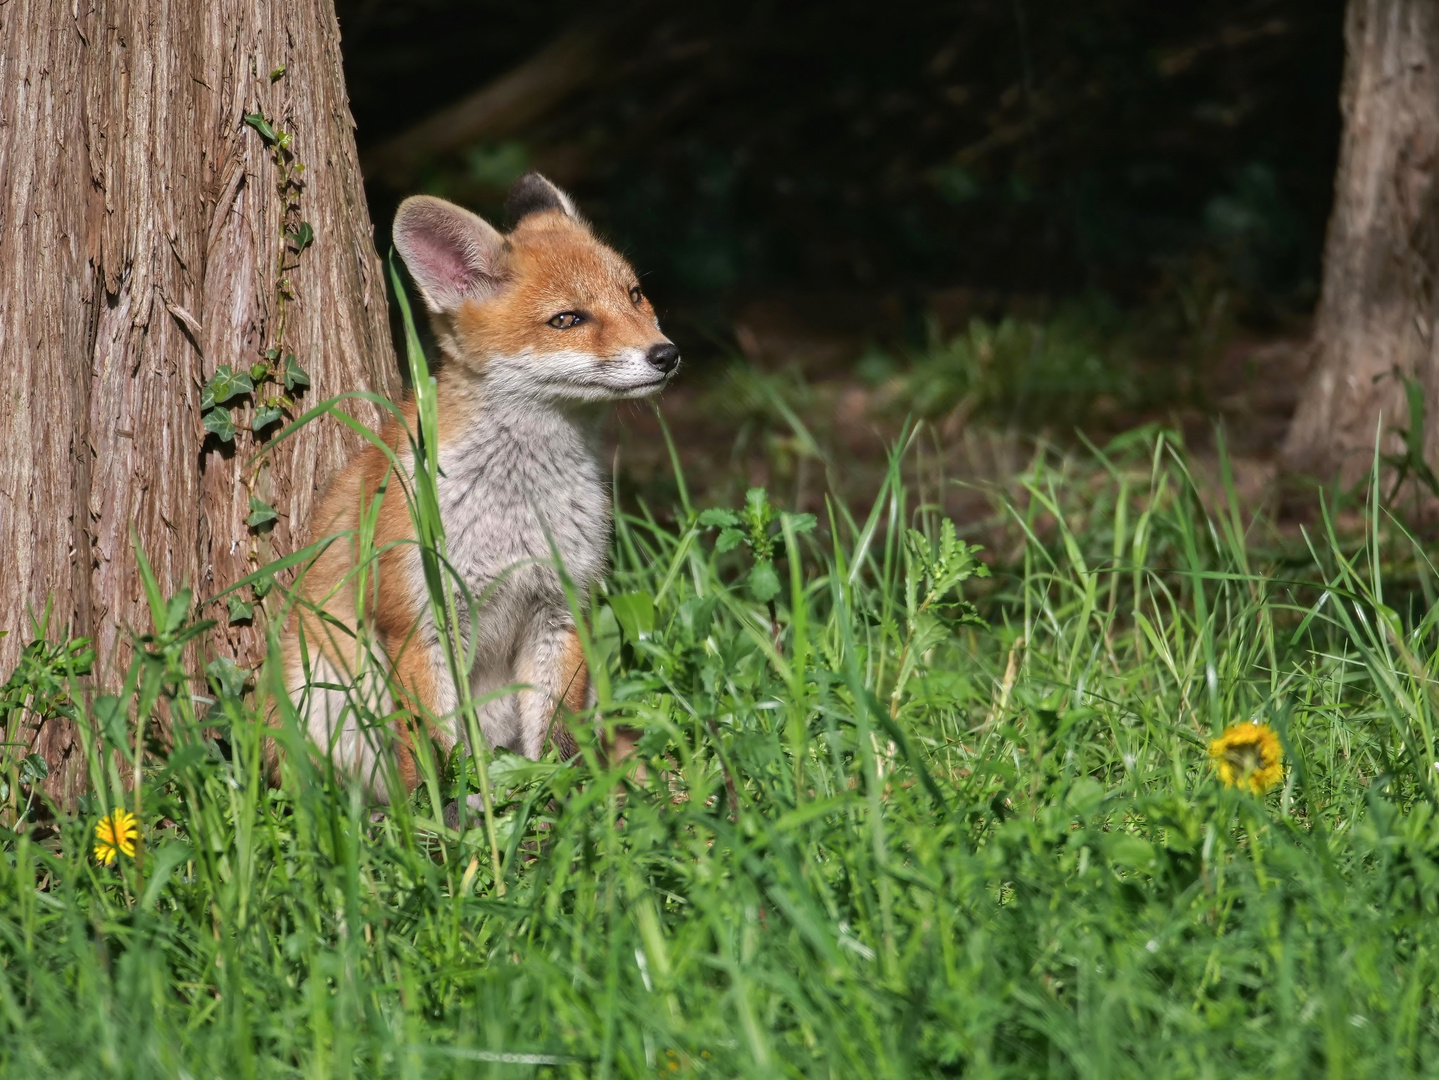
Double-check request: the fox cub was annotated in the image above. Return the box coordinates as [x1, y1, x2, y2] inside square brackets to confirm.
[282, 173, 678, 800]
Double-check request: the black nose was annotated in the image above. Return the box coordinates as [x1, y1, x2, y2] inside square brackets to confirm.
[646, 342, 680, 374]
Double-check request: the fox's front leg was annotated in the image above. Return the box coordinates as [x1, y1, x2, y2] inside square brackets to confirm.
[514, 614, 588, 760]
[514, 613, 648, 768]
[387, 621, 461, 789]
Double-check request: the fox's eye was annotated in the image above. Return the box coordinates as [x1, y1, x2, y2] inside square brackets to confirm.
[548, 312, 585, 330]
[629, 286, 644, 306]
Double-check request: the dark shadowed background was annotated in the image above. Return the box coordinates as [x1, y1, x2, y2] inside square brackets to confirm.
[338, 1, 1342, 341]
[334, 0, 1347, 510]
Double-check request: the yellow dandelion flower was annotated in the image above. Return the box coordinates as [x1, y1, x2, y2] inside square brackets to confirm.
[93, 808, 139, 866]
[1209, 722, 1284, 794]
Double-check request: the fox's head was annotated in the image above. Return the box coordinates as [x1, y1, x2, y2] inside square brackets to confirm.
[393, 174, 679, 403]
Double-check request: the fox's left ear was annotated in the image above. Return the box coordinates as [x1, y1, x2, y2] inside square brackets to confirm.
[393, 195, 508, 314]
[505, 172, 580, 225]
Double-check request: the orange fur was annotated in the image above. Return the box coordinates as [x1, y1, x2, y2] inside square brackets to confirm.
[450, 211, 662, 369]
[280, 188, 671, 797]
[559, 627, 589, 715]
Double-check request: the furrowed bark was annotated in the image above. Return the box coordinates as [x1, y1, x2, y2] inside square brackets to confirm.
[0, 0, 399, 803]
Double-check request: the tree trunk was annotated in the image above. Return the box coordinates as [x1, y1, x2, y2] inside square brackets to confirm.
[1284, 0, 1439, 488]
[0, 0, 399, 804]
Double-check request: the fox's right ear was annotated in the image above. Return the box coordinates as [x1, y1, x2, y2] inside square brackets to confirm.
[392, 195, 508, 313]
[506, 172, 579, 224]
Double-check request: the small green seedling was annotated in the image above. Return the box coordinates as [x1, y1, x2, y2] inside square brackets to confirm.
[699, 486, 815, 604]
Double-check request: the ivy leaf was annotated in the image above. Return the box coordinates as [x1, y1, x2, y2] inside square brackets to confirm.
[287, 221, 315, 253]
[251, 572, 275, 599]
[205, 657, 248, 700]
[252, 403, 283, 433]
[202, 406, 235, 443]
[247, 496, 277, 529]
[248, 361, 270, 383]
[227, 595, 254, 623]
[243, 113, 277, 143]
[202, 365, 253, 409]
[19, 753, 48, 785]
[283, 354, 310, 391]
[226, 369, 255, 399]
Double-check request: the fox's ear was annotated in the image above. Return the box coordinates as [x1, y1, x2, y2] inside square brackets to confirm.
[505, 172, 579, 225]
[393, 195, 508, 313]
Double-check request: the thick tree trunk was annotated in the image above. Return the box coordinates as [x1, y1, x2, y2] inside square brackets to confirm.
[1284, 0, 1439, 486]
[0, 0, 399, 803]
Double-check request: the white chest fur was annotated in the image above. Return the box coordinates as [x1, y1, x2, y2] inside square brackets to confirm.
[431, 399, 609, 649]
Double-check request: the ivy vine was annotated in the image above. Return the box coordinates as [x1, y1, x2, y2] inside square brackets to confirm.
[201, 70, 314, 625]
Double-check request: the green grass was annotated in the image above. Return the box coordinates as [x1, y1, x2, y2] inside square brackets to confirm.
[6, 318, 1439, 1076]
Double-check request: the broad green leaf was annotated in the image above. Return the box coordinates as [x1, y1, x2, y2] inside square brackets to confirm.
[288, 222, 315, 252]
[203, 365, 254, 408]
[202, 407, 235, 443]
[698, 508, 739, 528]
[20, 753, 48, 784]
[243, 113, 277, 143]
[252, 404, 283, 432]
[749, 560, 781, 603]
[206, 657, 247, 699]
[1106, 834, 1154, 869]
[283, 354, 310, 391]
[608, 592, 656, 645]
[673, 595, 719, 644]
[247, 496, 277, 528]
[1065, 777, 1105, 818]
